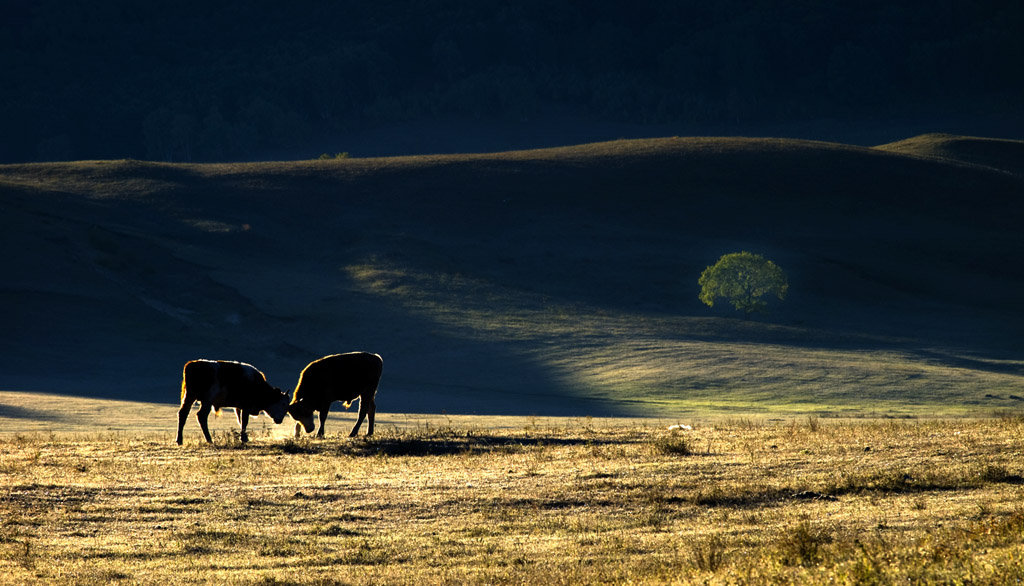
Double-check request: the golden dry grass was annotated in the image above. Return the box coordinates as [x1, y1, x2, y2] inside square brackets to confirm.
[1, 415, 1022, 585]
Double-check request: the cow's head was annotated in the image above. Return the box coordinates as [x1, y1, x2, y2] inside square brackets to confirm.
[287, 400, 316, 434]
[263, 388, 290, 424]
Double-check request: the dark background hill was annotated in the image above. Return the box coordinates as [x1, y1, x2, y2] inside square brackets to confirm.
[2, 0, 1023, 163]
[2, 136, 1023, 417]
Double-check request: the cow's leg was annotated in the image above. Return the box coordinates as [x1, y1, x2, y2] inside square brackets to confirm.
[294, 422, 303, 438]
[196, 403, 214, 443]
[366, 395, 376, 436]
[350, 395, 374, 437]
[238, 410, 250, 443]
[176, 399, 193, 445]
[316, 404, 330, 438]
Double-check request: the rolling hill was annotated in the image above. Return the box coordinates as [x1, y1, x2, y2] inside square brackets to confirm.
[2, 135, 1023, 419]
[876, 133, 1024, 178]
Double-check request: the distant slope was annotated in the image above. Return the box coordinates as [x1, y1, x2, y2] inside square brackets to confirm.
[1, 136, 1023, 417]
[876, 133, 1024, 177]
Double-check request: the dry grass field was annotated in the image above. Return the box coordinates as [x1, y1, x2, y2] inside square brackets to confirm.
[2, 412, 1022, 585]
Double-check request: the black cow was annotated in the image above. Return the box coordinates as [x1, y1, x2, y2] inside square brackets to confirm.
[175, 359, 290, 445]
[288, 352, 382, 438]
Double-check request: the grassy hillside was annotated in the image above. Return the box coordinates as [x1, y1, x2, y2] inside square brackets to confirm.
[1, 135, 1023, 418]
[877, 133, 1024, 177]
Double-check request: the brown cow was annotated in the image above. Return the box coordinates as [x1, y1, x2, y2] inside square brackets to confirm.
[288, 352, 382, 438]
[175, 359, 290, 445]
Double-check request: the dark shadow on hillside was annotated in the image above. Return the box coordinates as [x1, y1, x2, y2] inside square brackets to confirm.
[910, 349, 1024, 377]
[0, 265, 625, 417]
[0, 402, 66, 421]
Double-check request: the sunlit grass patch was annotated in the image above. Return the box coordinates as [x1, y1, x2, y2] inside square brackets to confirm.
[343, 258, 1024, 419]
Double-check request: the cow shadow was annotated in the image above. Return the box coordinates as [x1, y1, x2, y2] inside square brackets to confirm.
[266, 432, 635, 457]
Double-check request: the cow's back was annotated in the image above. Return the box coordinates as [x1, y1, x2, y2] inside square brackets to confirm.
[182, 359, 271, 409]
[296, 352, 382, 402]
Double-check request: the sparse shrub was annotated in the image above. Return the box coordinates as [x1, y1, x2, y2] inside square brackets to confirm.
[825, 467, 923, 496]
[640, 506, 671, 529]
[334, 537, 396, 565]
[313, 523, 361, 537]
[176, 528, 252, 555]
[318, 152, 350, 160]
[981, 509, 1024, 545]
[62, 569, 131, 584]
[275, 438, 317, 455]
[690, 536, 728, 572]
[977, 463, 1023, 484]
[776, 521, 832, 566]
[652, 433, 692, 456]
[718, 417, 764, 429]
[0, 531, 34, 571]
[807, 415, 820, 432]
[243, 578, 350, 586]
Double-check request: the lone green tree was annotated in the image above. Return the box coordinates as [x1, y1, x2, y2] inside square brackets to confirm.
[698, 251, 788, 317]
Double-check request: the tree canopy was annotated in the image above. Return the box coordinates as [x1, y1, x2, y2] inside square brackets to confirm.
[698, 251, 788, 317]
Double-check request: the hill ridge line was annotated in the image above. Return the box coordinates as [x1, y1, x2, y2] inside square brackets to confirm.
[0, 135, 909, 171]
